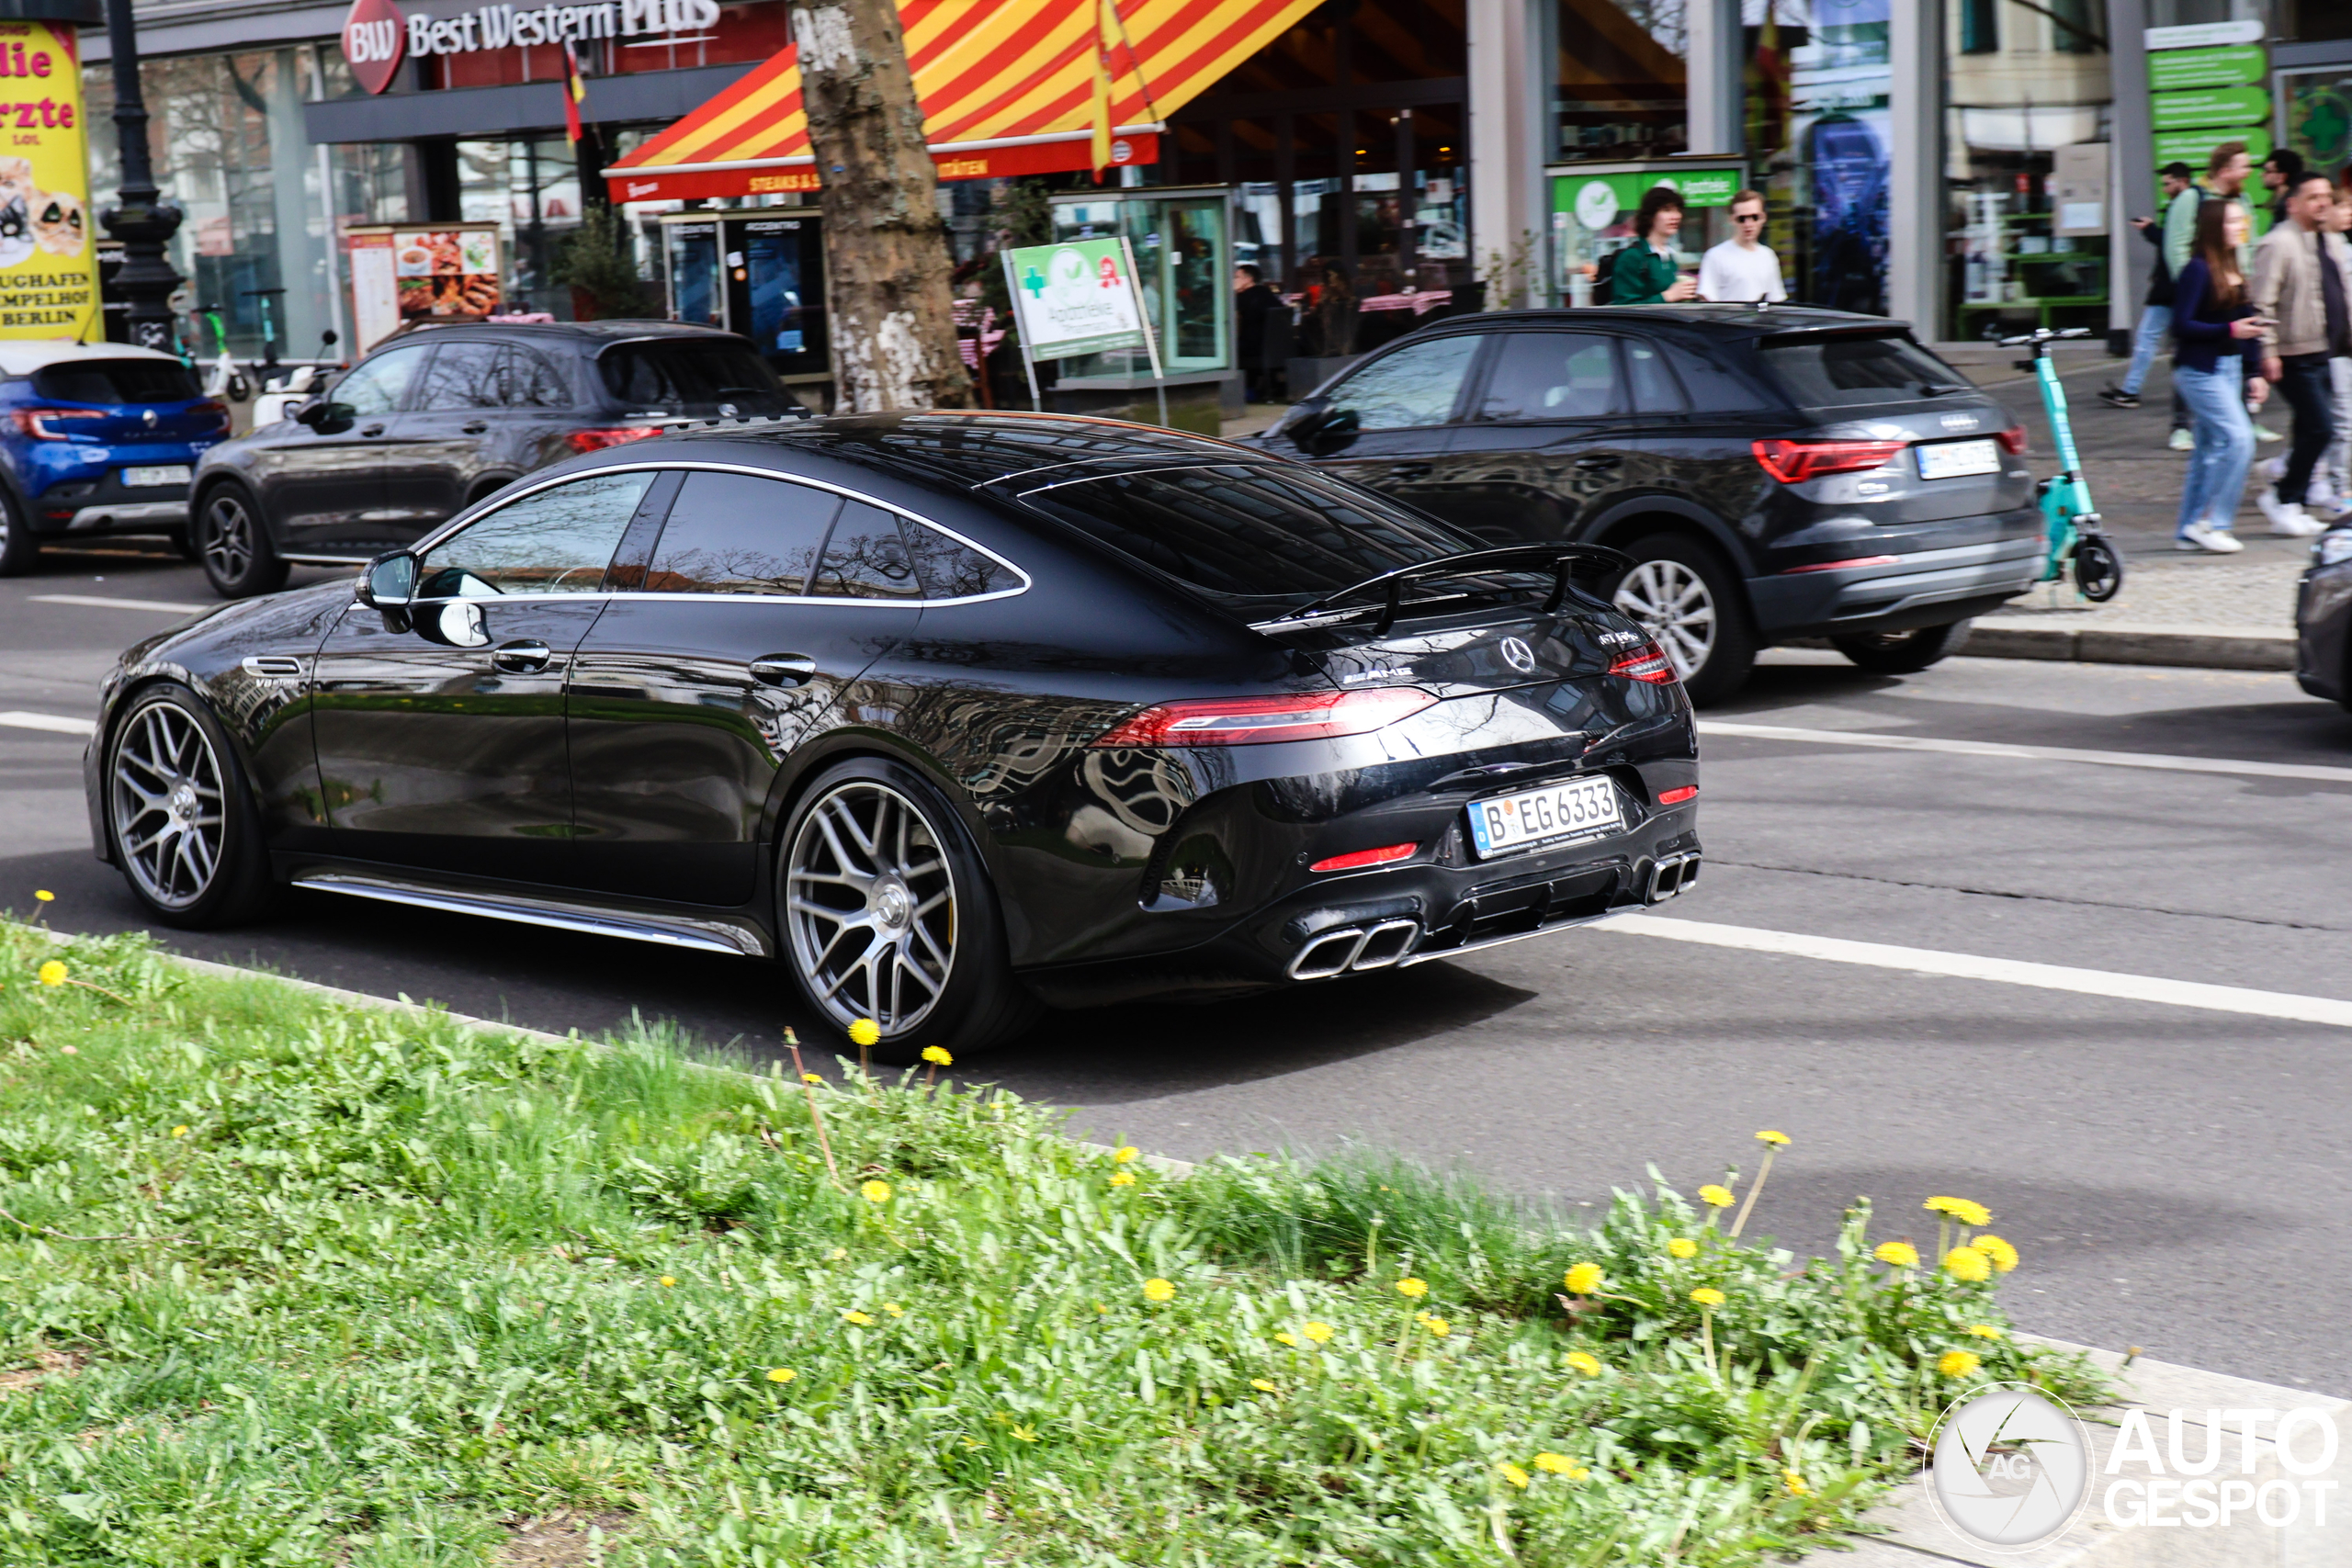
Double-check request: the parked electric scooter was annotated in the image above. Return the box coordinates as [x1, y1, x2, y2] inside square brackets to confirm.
[2004, 326, 2122, 602]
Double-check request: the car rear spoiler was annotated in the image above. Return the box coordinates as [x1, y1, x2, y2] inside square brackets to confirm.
[1250, 543, 1634, 635]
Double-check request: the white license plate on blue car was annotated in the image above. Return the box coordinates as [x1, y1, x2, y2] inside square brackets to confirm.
[122, 465, 192, 489]
[1915, 439, 2001, 480]
[1465, 775, 1623, 860]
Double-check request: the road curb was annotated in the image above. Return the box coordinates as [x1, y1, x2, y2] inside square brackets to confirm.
[1964, 621, 2298, 672]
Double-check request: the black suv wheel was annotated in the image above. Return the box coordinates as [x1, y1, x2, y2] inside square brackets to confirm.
[195, 481, 289, 599]
[1831, 620, 1974, 673]
[1612, 535, 1758, 705]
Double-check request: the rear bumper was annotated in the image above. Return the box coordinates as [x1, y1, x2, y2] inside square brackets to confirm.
[28, 475, 193, 536]
[1747, 532, 2042, 640]
[2294, 560, 2352, 702]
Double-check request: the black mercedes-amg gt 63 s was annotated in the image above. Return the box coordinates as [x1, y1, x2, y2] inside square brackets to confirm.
[85, 413, 1702, 1060]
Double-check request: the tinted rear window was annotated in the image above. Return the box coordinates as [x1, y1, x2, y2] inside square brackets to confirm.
[597, 340, 797, 416]
[1016, 463, 1481, 601]
[1759, 333, 1962, 409]
[33, 360, 202, 405]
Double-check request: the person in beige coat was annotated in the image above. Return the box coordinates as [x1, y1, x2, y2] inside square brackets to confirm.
[2249, 172, 2352, 534]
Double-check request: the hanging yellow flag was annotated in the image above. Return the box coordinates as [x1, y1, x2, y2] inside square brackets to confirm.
[1090, 0, 1117, 180]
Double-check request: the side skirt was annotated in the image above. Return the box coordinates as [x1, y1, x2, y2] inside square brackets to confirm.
[287, 867, 772, 958]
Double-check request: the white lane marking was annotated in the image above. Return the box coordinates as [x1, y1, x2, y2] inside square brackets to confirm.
[1604, 913, 2352, 1028]
[0, 710, 96, 736]
[1698, 718, 2352, 786]
[28, 593, 211, 614]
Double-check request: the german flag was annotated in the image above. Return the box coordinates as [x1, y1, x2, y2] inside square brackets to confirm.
[562, 39, 588, 148]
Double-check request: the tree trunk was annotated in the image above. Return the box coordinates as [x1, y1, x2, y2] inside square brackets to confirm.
[792, 0, 970, 412]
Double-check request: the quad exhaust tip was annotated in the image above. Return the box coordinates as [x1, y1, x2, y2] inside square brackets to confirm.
[1287, 917, 1421, 980]
[1645, 852, 1701, 904]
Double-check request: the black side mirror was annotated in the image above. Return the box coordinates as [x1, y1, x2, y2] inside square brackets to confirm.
[1302, 406, 1360, 455]
[355, 551, 417, 609]
[297, 399, 356, 432]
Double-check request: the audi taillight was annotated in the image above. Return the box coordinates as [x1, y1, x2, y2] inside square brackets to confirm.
[565, 425, 662, 453]
[1607, 641, 1678, 684]
[13, 408, 104, 440]
[1092, 687, 1437, 748]
[1995, 423, 2028, 455]
[1751, 437, 1908, 484]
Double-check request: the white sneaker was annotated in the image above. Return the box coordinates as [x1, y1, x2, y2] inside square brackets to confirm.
[2177, 521, 2245, 553]
[2270, 508, 2326, 537]
[2167, 427, 2194, 452]
[2256, 456, 2288, 484]
[2256, 489, 2307, 532]
[2253, 423, 2284, 444]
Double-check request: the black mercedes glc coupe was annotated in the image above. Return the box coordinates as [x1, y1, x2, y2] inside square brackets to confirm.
[85, 414, 1701, 1058]
[1247, 306, 2041, 702]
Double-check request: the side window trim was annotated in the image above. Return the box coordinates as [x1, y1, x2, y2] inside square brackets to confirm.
[602, 468, 687, 592]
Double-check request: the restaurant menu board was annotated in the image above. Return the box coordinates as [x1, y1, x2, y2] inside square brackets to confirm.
[345, 222, 503, 351]
[0, 20, 101, 344]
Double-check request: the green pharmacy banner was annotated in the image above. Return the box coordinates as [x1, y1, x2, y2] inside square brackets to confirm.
[2147, 44, 2265, 93]
[2150, 85, 2271, 132]
[1003, 239, 1148, 362]
[2152, 126, 2273, 167]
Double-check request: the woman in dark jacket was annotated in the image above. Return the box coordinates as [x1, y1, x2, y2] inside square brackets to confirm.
[2169, 198, 2270, 553]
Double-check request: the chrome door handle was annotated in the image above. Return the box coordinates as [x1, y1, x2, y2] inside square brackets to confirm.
[360, 423, 386, 437]
[491, 638, 553, 673]
[751, 654, 819, 687]
[462, 421, 489, 434]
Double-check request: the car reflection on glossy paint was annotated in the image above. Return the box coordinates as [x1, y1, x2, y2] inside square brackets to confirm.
[85, 413, 1701, 1061]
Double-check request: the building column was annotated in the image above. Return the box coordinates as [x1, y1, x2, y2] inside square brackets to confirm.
[1466, 0, 1546, 306]
[1886, 0, 1941, 338]
[2108, 0, 2154, 350]
[1685, 0, 1742, 158]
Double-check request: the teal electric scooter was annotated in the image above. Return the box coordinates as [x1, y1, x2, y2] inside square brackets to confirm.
[2003, 326, 2122, 601]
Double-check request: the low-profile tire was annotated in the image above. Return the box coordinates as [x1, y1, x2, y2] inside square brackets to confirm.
[0, 491, 38, 577]
[777, 755, 1042, 1065]
[1831, 619, 1974, 674]
[103, 682, 277, 929]
[194, 481, 289, 600]
[1611, 533, 1758, 705]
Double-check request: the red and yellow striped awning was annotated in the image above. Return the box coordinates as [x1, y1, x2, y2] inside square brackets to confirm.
[604, 0, 1320, 202]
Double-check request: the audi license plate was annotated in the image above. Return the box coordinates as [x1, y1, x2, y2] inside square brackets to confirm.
[1465, 775, 1623, 860]
[1915, 439, 2000, 480]
[122, 465, 192, 489]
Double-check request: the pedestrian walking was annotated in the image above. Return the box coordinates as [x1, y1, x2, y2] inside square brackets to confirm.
[1232, 263, 1280, 403]
[1697, 188, 1786, 303]
[2249, 171, 2350, 536]
[2313, 185, 2352, 520]
[1608, 186, 1698, 305]
[2261, 148, 2305, 230]
[2170, 198, 2269, 554]
[2165, 142, 2278, 450]
[2100, 162, 2192, 410]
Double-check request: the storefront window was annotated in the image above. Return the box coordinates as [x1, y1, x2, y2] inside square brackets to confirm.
[454, 138, 584, 315]
[1555, 0, 1688, 161]
[1942, 0, 2111, 340]
[1745, 0, 1892, 314]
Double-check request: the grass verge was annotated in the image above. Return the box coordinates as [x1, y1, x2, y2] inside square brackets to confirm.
[0, 923, 2106, 1565]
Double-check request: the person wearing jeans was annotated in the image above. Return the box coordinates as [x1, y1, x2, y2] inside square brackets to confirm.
[2251, 171, 2351, 534]
[2104, 164, 2192, 409]
[2170, 199, 2268, 552]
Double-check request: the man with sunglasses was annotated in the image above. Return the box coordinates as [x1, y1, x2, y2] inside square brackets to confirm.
[1697, 189, 1787, 304]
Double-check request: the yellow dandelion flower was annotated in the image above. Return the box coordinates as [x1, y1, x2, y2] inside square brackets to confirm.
[1668, 1237, 1698, 1259]
[1939, 1350, 1983, 1379]
[1394, 1277, 1429, 1299]
[1924, 1196, 1993, 1227]
[1533, 1452, 1577, 1475]
[659, 1276, 677, 1288]
[1565, 1350, 1602, 1376]
[1784, 1470, 1811, 1496]
[1251, 1379, 1278, 1393]
[824, 1247, 847, 1261]
[922, 1045, 953, 1066]
[802, 1072, 823, 1085]
[848, 1018, 881, 1047]
[1698, 1184, 1735, 1209]
[1108, 1170, 1136, 1187]
[1689, 1287, 1725, 1307]
[1564, 1262, 1603, 1295]
[1141, 1277, 1175, 1303]
[1973, 1235, 2019, 1272]
[37, 960, 67, 987]
[1942, 1247, 1992, 1283]
[1417, 1314, 1452, 1337]
[882, 1303, 904, 1317]
[766, 1367, 797, 1383]
[1872, 1242, 1919, 1269]
[1112, 1145, 1140, 1164]
[1756, 1130, 1790, 1145]
[1967, 1324, 2005, 1340]
[860, 1179, 892, 1203]
[171, 1125, 189, 1138]
[1010, 1424, 1039, 1442]
[1301, 1321, 1334, 1343]
[1498, 1462, 1532, 1490]
[34, 890, 54, 903]
[1273, 1331, 1299, 1347]
[842, 1310, 875, 1325]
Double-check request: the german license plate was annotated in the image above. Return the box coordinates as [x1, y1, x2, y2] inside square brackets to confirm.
[123, 465, 192, 488]
[1915, 439, 2000, 479]
[1465, 775, 1623, 859]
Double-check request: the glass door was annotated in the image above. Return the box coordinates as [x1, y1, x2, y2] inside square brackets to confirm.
[1050, 188, 1233, 378]
[662, 218, 722, 328]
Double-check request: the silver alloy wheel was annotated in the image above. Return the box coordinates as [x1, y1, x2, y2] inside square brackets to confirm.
[1613, 558, 1716, 680]
[784, 781, 957, 1036]
[200, 491, 255, 584]
[110, 699, 227, 910]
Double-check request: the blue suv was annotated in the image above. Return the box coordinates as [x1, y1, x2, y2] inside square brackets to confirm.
[0, 343, 232, 575]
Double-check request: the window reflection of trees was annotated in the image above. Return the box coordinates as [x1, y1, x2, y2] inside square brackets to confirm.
[421, 473, 651, 594]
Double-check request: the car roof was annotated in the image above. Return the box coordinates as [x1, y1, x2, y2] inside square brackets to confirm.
[655, 411, 1277, 491]
[378, 318, 745, 349]
[0, 341, 187, 375]
[1421, 305, 1911, 338]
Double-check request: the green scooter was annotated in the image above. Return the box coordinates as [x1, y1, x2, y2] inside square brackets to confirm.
[2004, 326, 2122, 602]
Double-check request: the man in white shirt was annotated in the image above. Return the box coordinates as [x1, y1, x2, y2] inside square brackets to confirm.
[1697, 189, 1787, 304]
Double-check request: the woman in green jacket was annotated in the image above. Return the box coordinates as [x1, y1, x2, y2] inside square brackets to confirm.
[1610, 186, 1698, 305]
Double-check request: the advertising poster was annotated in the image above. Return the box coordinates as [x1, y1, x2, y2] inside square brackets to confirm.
[0, 19, 100, 343]
[345, 221, 503, 351]
[1790, 0, 1890, 315]
[1003, 238, 1148, 361]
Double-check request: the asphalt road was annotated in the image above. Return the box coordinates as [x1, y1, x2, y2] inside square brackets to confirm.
[6, 539, 2350, 1398]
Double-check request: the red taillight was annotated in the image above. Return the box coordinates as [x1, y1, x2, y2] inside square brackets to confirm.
[565, 425, 662, 453]
[1310, 840, 1419, 874]
[1657, 785, 1698, 806]
[12, 408, 104, 440]
[191, 399, 232, 433]
[1996, 423, 2028, 456]
[1607, 641, 1678, 684]
[1751, 437, 1908, 484]
[1781, 554, 1899, 575]
[1092, 686, 1437, 748]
